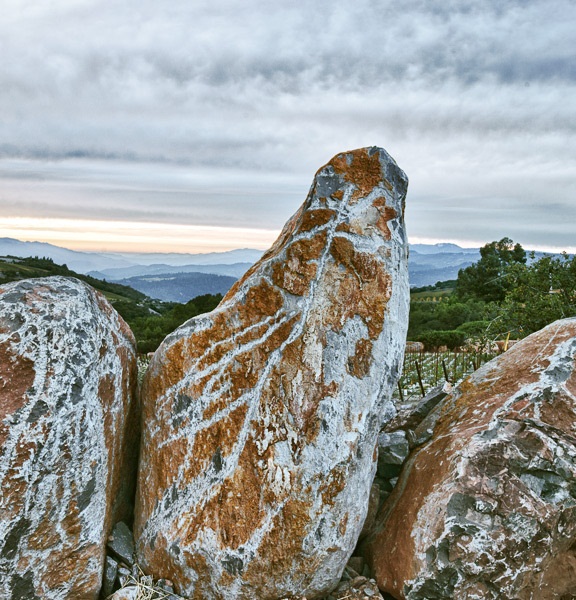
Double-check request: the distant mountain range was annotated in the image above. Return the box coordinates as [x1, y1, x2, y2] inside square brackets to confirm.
[89, 262, 252, 281]
[0, 238, 262, 273]
[0, 237, 134, 273]
[1, 237, 568, 300]
[408, 246, 480, 287]
[102, 248, 264, 266]
[114, 272, 237, 303]
[0, 238, 260, 300]
[409, 243, 480, 255]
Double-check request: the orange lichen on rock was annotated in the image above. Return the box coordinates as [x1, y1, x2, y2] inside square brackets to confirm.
[0, 277, 139, 600]
[329, 236, 391, 340]
[372, 196, 397, 240]
[299, 208, 338, 232]
[135, 147, 409, 599]
[329, 148, 384, 202]
[348, 338, 374, 379]
[272, 232, 326, 296]
[364, 318, 576, 600]
[241, 497, 318, 590]
[0, 342, 35, 446]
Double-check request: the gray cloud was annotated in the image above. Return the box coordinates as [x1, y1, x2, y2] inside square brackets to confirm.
[1, 0, 575, 249]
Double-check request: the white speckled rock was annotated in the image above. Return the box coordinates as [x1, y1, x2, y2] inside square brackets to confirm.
[365, 318, 576, 599]
[0, 277, 138, 599]
[108, 586, 138, 600]
[135, 147, 410, 599]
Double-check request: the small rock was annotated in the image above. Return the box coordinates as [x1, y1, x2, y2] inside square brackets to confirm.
[383, 384, 448, 435]
[334, 581, 350, 592]
[346, 556, 365, 574]
[362, 563, 372, 578]
[129, 564, 141, 585]
[157, 578, 175, 592]
[404, 384, 448, 431]
[117, 566, 132, 588]
[330, 576, 384, 600]
[108, 587, 138, 600]
[108, 522, 135, 566]
[377, 431, 409, 465]
[102, 556, 119, 598]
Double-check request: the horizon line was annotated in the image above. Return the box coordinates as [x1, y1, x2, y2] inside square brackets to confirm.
[1, 217, 575, 255]
[2, 233, 575, 258]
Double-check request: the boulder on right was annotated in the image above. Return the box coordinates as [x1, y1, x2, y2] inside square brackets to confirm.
[365, 318, 576, 599]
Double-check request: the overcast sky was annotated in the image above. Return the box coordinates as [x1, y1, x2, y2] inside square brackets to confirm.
[1, 0, 575, 253]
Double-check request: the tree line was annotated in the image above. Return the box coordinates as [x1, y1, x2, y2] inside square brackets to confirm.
[128, 294, 223, 354]
[409, 237, 576, 349]
[5, 244, 574, 355]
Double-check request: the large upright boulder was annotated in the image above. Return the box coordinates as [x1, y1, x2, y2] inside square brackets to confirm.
[0, 277, 138, 599]
[365, 318, 576, 599]
[135, 147, 409, 599]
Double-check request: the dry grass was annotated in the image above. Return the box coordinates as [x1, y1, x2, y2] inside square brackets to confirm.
[109, 564, 179, 600]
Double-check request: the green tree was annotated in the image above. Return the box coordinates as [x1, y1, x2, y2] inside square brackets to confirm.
[455, 237, 526, 302]
[498, 253, 576, 336]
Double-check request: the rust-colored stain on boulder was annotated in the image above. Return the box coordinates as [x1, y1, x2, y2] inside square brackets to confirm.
[329, 148, 385, 202]
[0, 277, 139, 600]
[135, 147, 410, 599]
[364, 318, 576, 600]
[0, 341, 35, 446]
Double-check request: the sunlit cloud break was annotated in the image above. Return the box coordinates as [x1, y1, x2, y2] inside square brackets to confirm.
[0, 218, 280, 254]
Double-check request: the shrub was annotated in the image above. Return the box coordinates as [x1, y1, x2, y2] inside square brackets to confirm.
[417, 330, 466, 351]
[456, 320, 490, 337]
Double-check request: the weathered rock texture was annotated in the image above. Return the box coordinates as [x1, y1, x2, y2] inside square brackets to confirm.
[365, 318, 576, 599]
[0, 277, 138, 599]
[135, 147, 409, 599]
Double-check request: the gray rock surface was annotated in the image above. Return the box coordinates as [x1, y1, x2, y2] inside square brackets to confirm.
[102, 556, 119, 598]
[117, 566, 132, 588]
[0, 277, 138, 599]
[377, 431, 409, 469]
[108, 587, 138, 600]
[359, 483, 382, 540]
[135, 147, 410, 599]
[365, 318, 576, 599]
[108, 522, 135, 567]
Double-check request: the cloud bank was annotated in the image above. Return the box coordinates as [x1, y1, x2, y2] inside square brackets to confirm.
[1, 0, 575, 251]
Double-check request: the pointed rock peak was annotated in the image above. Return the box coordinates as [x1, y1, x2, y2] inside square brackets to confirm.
[322, 146, 407, 201]
[135, 147, 410, 599]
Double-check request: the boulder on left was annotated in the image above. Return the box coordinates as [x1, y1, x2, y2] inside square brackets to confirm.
[0, 277, 139, 599]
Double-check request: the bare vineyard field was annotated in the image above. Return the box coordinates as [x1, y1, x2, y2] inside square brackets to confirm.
[395, 349, 497, 402]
